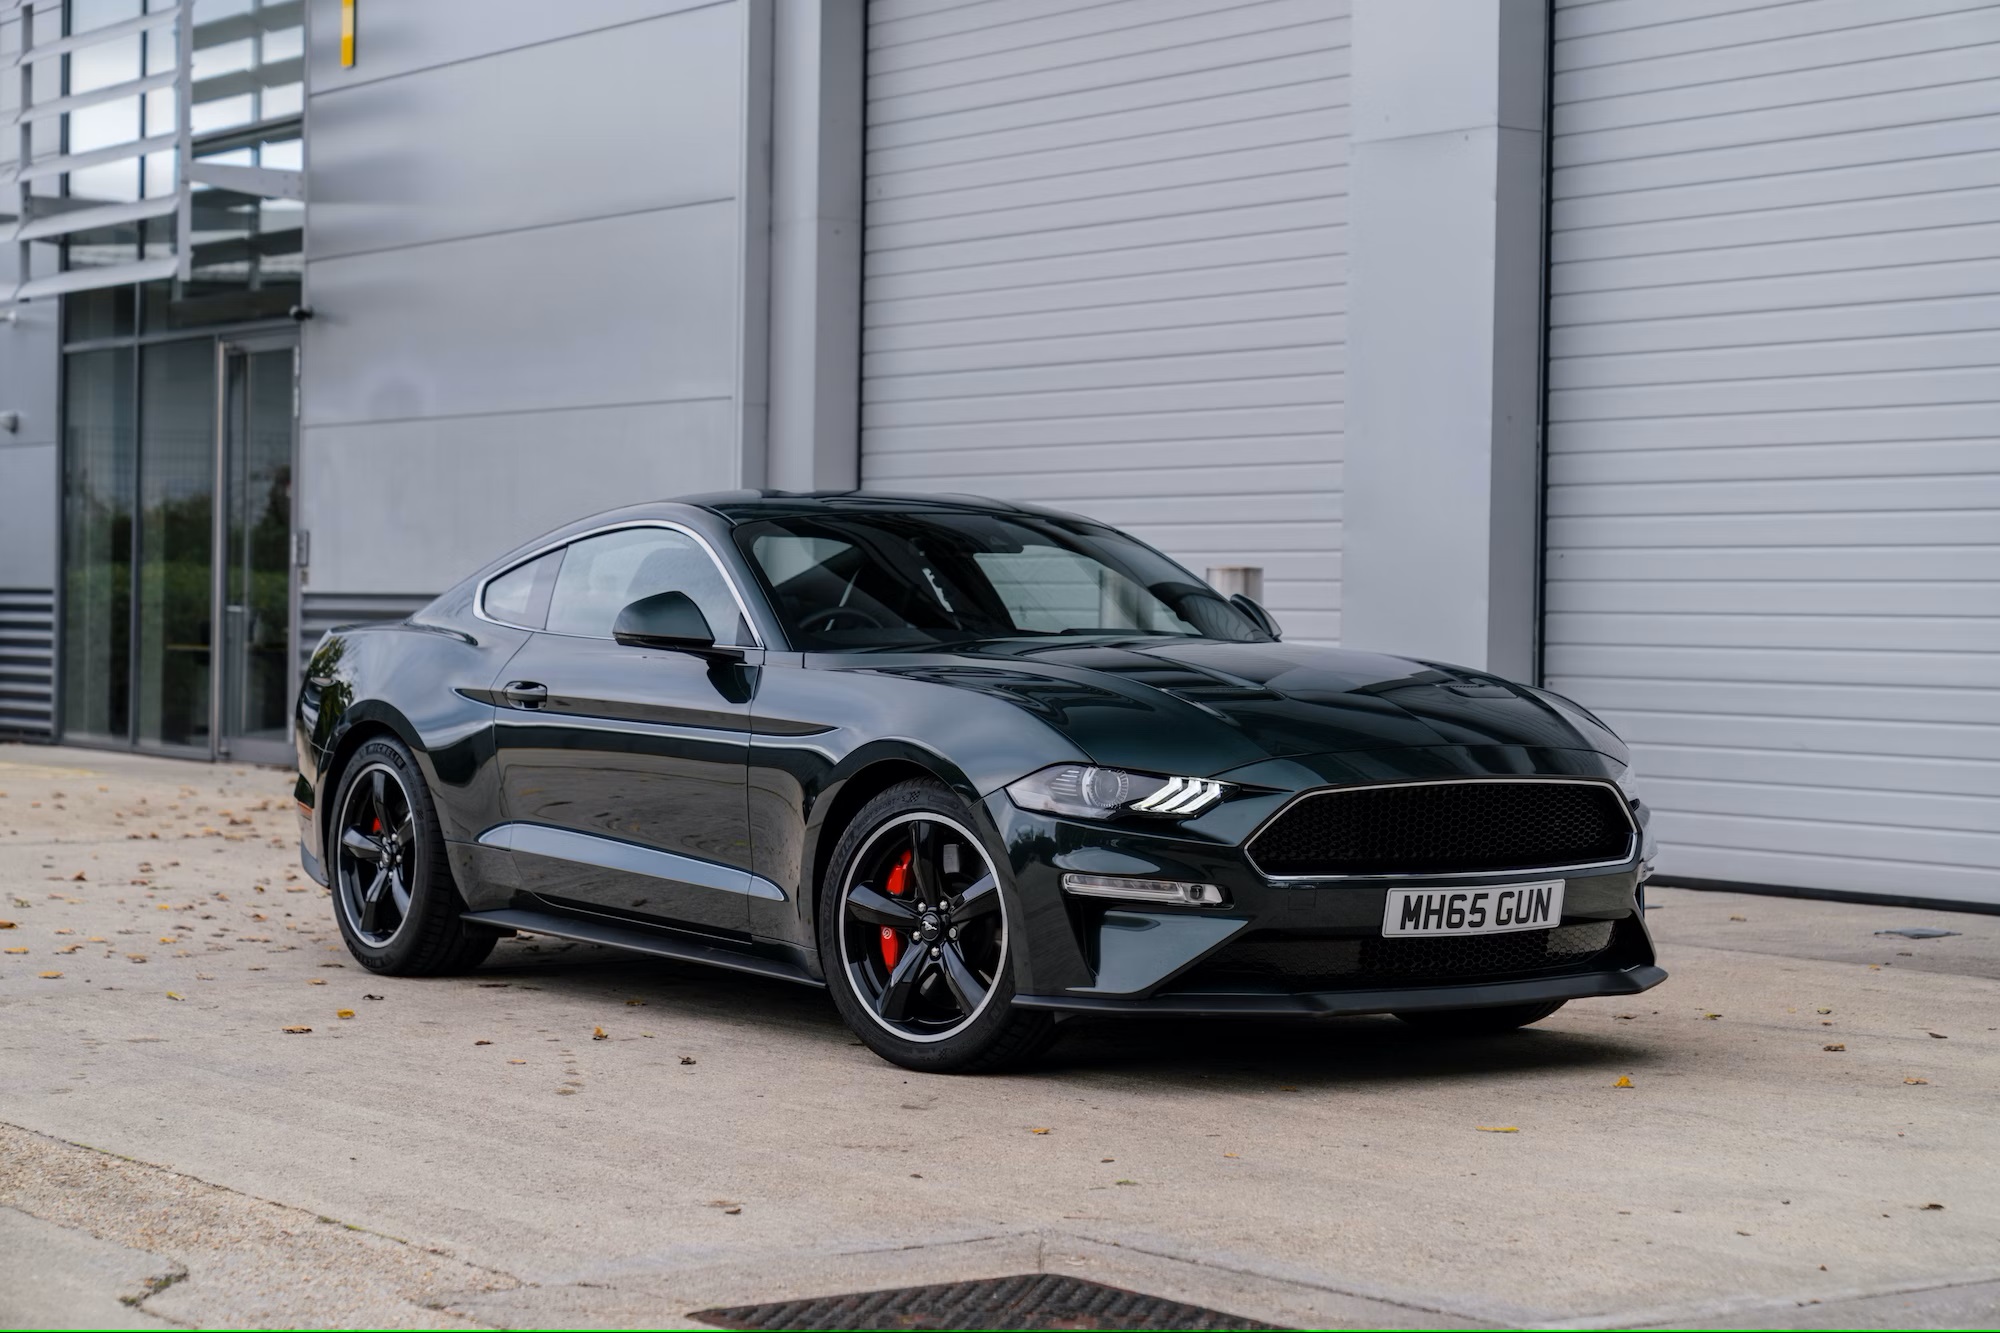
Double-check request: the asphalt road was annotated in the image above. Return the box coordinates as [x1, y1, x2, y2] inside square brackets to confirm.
[3, 744, 1998, 1329]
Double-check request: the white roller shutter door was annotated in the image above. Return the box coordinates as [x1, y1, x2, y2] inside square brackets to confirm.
[860, 0, 1349, 641]
[1544, 0, 2000, 906]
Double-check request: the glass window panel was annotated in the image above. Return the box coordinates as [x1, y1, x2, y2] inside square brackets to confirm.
[70, 0, 143, 34]
[221, 347, 295, 746]
[191, 93, 252, 134]
[258, 138, 301, 171]
[547, 529, 748, 643]
[61, 347, 136, 742]
[65, 155, 142, 205]
[260, 82, 300, 119]
[135, 340, 216, 749]
[482, 551, 562, 630]
[63, 286, 137, 340]
[67, 32, 139, 93]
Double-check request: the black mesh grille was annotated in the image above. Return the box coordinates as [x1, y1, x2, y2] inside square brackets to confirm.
[1178, 921, 1617, 993]
[1248, 780, 1631, 877]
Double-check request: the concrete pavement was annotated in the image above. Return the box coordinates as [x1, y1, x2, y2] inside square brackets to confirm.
[2, 744, 1997, 1329]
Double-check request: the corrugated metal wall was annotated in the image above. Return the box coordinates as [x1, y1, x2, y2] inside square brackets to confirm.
[859, 0, 1349, 642]
[1544, 0, 2000, 906]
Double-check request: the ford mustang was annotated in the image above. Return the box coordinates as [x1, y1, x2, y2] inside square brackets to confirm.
[294, 492, 1664, 1072]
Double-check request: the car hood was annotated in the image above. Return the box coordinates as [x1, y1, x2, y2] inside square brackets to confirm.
[859, 637, 1627, 777]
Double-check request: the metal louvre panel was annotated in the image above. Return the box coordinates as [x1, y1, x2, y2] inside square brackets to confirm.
[1545, 0, 2000, 907]
[298, 592, 434, 670]
[0, 587, 53, 737]
[860, 0, 1349, 643]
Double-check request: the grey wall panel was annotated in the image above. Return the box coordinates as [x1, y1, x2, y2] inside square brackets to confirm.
[0, 444, 56, 589]
[301, 201, 738, 428]
[300, 400, 737, 596]
[1544, 0, 2000, 906]
[307, 5, 739, 261]
[859, 0, 1349, 644]
[305, 0, 729, 89]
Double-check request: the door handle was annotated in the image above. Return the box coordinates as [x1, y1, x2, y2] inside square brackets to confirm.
[503, 681, 548, 709]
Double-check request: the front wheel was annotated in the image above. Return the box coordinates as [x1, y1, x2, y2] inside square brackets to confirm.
[819, 780, 1055, 1073]
[1394, 999, 1566, 1035]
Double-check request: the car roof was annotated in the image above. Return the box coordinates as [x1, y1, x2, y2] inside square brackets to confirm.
[674, 490, 1092, 524]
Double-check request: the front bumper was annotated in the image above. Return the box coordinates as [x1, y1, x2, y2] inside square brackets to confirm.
[985, 746, 1663, 1014]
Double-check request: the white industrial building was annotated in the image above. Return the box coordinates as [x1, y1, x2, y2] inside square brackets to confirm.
[0, 0, 1994, 909]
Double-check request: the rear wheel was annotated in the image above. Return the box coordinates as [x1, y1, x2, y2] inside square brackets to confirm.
[329, 736, 497, 976]
[820, 780, 1055, 1073]
[1394, 1000, 1565, 1035]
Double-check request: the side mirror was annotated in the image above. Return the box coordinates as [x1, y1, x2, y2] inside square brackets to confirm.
[613, 591, 732, 657]
[1230, 593, 1282, 641]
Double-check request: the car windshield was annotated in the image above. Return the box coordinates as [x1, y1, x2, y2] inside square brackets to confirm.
[733, 510, 1273, 651]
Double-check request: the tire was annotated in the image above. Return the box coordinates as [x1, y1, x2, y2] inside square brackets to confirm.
[819, 779, 1056, 1073]
[1393, 1000, 1566, 1035]
[327, 736, 498, 976]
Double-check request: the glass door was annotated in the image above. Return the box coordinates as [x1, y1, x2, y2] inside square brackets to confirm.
[216, 337, 299, 764]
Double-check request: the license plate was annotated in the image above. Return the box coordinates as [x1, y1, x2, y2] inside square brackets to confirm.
[1383, 881, 1564, 937]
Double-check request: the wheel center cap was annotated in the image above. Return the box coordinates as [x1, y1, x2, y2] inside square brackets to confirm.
[919, 913, 941, 941]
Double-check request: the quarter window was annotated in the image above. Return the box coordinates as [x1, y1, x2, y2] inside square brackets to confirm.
[544, 527, 750, 643]
[481, 550, 561, 629]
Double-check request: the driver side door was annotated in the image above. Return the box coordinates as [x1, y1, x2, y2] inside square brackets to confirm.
[489, 525, 764, 937]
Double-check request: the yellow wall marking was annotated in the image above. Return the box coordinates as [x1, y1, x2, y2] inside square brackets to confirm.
[340, 0, 356, 68]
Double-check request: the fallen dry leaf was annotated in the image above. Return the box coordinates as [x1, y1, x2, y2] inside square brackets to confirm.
[592, 1026, 608, 1041]
[282, 1025, 312, 1034]
[1476, 1126, 1519, 1133]
[1729, 914, 1746, 921]
[3, 947, 26, 955]
[1613, 1075, 1633, 1088]
[1702, 1012, 1723, 1020]
[1030, 1127, 1051, 1135]
[1222, 1152, 1239, 1158]
[723, 1206, 742, 1215]
[679, 1055, 696, 1065]
[1927, 1032, 1948, 1040]
[1817, 1008, 1832, 1014]
[336, 1009, 355, 1019]
[1923, 1203, 1945, 1211]
[625, 998, 645, 1006]
[1904, 1078, 1929, 1085]
[507, 1059, 526, 1065]
[0, 920, 14, 929]
[307, 978, 326, 986]
[37, 971, 61, 979]
[165, 992, 182, 1001]
[474, 1039, 492, 1046]
[1824, 1043, 1846, 1052]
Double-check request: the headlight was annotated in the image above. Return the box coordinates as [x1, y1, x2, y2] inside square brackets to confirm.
[1005, 764, 1230, 820]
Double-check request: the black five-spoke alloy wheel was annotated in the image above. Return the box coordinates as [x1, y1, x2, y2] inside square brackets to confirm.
[327, 735, 499, 976]
[822, 780, 1054, 1072]
[335, 762, 417, 946]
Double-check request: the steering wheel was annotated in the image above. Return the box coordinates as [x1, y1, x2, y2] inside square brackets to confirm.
[802, 605, 888, 634]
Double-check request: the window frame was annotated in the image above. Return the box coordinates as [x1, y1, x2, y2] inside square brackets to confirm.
[474, 520, 766, 648]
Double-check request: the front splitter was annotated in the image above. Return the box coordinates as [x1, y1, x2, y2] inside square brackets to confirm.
[1015, 963, 1667, 1018]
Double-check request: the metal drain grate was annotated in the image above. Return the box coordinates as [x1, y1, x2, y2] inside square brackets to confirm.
[690, 1273, 1284, 1330]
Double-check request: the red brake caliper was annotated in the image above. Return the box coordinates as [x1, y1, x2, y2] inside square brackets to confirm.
[880, 849, 913, 968]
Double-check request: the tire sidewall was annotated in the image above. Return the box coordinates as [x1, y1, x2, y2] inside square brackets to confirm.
[818, 780, 1028, 1072]
[328, 736, 453, 973]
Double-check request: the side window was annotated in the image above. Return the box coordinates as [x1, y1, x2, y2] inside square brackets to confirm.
[545, 527, 751, 642]
[481, 550, 562, 629]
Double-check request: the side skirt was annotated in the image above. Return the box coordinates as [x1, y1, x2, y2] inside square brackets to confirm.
[462, 908, 826, 989]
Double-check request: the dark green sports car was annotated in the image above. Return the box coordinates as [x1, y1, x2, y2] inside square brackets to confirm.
[295, 492, 1663, 1072]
